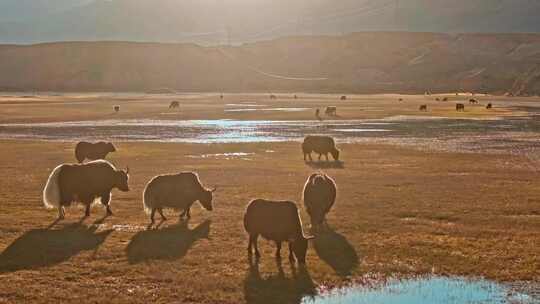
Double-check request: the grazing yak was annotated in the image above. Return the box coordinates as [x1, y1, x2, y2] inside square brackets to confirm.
[442, 97, 449, 101]
[456, 103, 465, 111]
[43, 160, 130, 219]
[325, 106, 337, 116]
[302, 136, 340, 162]
[419, 104, 427, 111]
[303, 173, 337, 230]
[75, 141, 116, 163]
[486, 103, 493, 109]
[169, 101, 180, 109]
[244, 199, 314, 264]
[143, 172, 216, 224]
[270, 94, 277, 100]
[340, 95, 347, 101]
[114, 105, 120, 113]
[469, 99, 478, 104]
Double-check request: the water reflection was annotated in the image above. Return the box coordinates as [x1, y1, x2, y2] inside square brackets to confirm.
[0, 117, 539, 154]
[302, 276, 539, 304]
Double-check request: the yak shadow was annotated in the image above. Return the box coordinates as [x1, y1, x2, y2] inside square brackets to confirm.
[0, 222, 113, 273]
[244, 259, 316, 304]
[313, 227, 359, 277]
[306, 160, 345, 169]
[126, 219, 210, 264]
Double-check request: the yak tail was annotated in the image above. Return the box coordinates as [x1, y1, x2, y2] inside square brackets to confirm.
[142, 186, 153, 214]
[43, 164, 63, 209]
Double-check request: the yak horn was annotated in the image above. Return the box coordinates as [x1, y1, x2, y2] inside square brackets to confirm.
[210, 186, 217, 192]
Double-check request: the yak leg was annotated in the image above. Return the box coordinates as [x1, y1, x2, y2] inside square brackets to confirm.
[180, 205, 192, 219]
[318, 153, 322, 161]
[275, 241, 282, 259]
[101, 192, 113, 216]
[58, 206, 65, 220]
[325, 153, 329, 161]
[150, 208, 156, 224]
[249, 234, 261, 258]
[84, 204, 91, 217]
[158, 208, 167, 221]
[288, 242, 296, 262]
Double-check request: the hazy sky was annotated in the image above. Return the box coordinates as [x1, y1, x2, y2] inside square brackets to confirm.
[1, 0, 540, 44]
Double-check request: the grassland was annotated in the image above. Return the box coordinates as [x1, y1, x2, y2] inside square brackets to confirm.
[0, 93, 538, 303]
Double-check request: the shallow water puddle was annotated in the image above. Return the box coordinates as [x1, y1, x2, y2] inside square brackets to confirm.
[303, 276, 539, 304]
[224, 107, 309, 112]
[1, 117, 540, 154]
[187, 152, 255, 159]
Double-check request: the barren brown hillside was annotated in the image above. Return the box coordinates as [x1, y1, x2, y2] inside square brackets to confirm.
[2, 32, 540, 94]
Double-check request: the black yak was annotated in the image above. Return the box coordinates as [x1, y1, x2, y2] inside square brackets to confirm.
[43, 160, 130, 219]
[244, 199, 314, 264]
[419, 105, 427, 111]
[486, 103, 493, 109]
[169, 101, 180, 109]
[75, 141, 116, 163]
[113, 105, 120, 113]
[143, 172, 216, 224]
[340, 95, 347, 100]
[325, 106, 337, 116]
[456, 103, 465, 111]
[302, 136, 340, 162]
[303, 173, 337, 230]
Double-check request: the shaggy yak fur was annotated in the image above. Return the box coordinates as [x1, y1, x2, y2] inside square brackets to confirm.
[75, 141, 116, 163]
[143, 172, 215, 224]
[244, 199, 314, 264]
[43, 160, 129, 219]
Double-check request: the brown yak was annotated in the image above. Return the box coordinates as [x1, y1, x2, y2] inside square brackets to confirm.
[244, 199, 314, 264]
[75, 141, 116, 163]
[43, 160, 130, 219]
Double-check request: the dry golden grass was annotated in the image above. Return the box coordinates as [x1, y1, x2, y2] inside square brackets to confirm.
[0, 93, 538, 303]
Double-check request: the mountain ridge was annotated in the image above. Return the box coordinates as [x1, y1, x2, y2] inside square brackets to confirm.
[1, 32, 540, 94]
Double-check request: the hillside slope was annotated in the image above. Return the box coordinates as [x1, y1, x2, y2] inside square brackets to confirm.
[2, 32, 540, 94]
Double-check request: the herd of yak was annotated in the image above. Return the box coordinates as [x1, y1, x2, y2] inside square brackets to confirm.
[42, 135, 341, 264]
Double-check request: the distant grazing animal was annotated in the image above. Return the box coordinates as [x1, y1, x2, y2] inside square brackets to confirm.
[294, 95, 298, 99]
[303, 173, 337, 230]
[270, 94, 277, 100]
[143, 172, 216, 224]
[43, 160, 130, 219]
[75, 141, 116, 163]
[244, 199, 314, 264]
[302, 135, 340, 162]
[435, 98, 440, 101]
[169, 101, 180, 109]
[398, 98, 403, 101]
[325, 106, 337, 116]
[340, 95, 347, 101]
[113, 105, 120, 113]
[419, 105, 427, 111]
[456, 103, 465, 111]
[220, 94, 224, 99]
[315, 108, 320, 117]
[486, 103, 492, 109]
[442, 97, 448, 101]
[469, 99, 478, 104]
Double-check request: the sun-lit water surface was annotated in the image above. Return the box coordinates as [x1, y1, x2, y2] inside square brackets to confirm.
[0, 116, 539, 154]
[302, 276, 539, 304]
